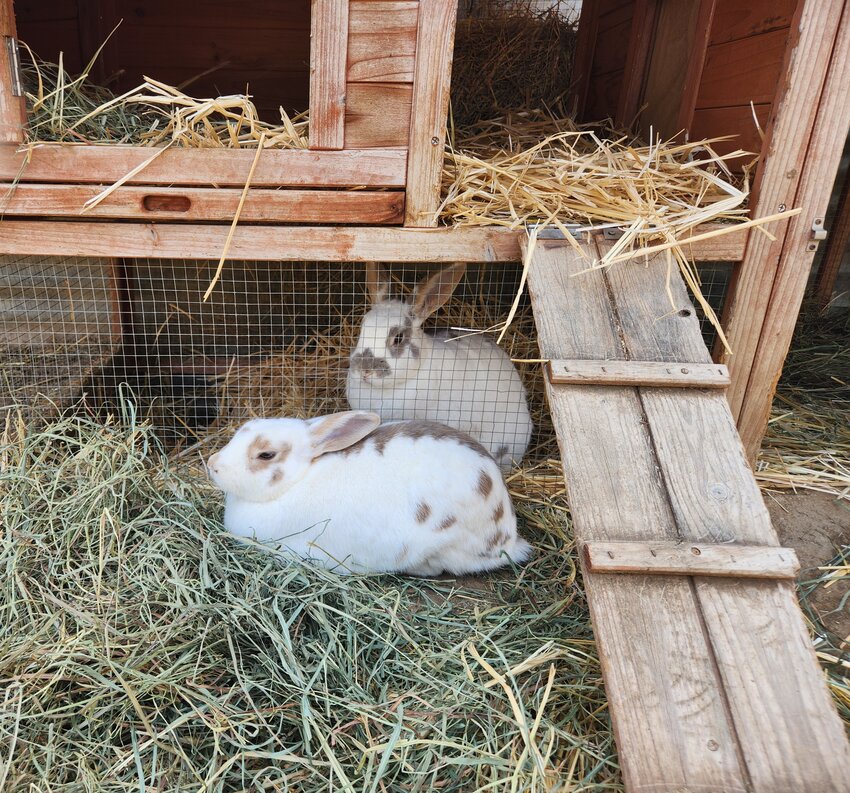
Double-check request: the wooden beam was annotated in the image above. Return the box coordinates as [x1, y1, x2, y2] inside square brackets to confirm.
[675, 0, 716, 133]
[722, 0, 850, 459]
[309, 0, 349, 149]
[0, 145, 408, 187]
[0, 221, 524, 261]
[0, 183, 405, 224]
[0, 221, 752, 262]
[404, 0, 458, 226]
[616, 0, 659, 126]
[0, 0, 25, 144]
[546, 359, 730, 388]
[584, 540, 800, 579]
[813, 163, 850, 309]
[570, 0, 599, 120]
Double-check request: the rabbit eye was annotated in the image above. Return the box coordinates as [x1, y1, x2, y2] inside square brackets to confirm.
[257, 451, 276, 461]
[391, 332, 406, 347]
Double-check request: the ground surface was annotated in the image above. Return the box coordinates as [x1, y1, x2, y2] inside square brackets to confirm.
[766, 490, 850, 640]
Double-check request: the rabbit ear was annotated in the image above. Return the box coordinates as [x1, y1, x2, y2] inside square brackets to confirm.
[308, 411, 381, 456]
[411, 263, 466, 320]
[365, 262, 391, 304]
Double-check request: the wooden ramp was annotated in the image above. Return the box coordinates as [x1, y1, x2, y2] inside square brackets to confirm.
[526, 236, 850, 793]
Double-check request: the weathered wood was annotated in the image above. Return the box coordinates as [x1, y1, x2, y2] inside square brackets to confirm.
[344, 82, 412, 148]
[689, 104, 771, 162]
[569, 0, 599, 119]
[0, 183, 405, 224]
[616, 0, 659, 126]
[348, 0, 418, 82]
[584, 541, 800, 579]
[0, 144, 408, 187]
[404, 0, 458, 226]
[309, 0, 349, 149]
[675, 0, 716, 133]
[0, 221, 525, 261]
[527, 239, 749, 793]
[600, 237, 850, 791]
[709, 0, 797, 45]
[813, 165, 850, 309]
[546, 359, 730, 389]
[723, 0, 850, 459]
[0, 0, 25, 144]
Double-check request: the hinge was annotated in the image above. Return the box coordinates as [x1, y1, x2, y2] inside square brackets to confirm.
[532, 223, 589, 241]
[5, 37, 23, 97]
[811, 217, 828, 241]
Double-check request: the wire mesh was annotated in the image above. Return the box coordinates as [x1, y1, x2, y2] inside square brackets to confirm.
[693, 261, 733, 353]
[1, 255, 555, 466]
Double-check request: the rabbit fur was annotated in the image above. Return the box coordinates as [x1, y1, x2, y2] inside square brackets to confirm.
[207, 411, 532, 576]
[346, 262, 533, 471]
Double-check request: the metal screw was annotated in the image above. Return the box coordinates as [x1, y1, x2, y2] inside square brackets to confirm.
[814, 217, 824, 225]
[807, 243, 818, 252]
[690, 547, 702, 556]
[430, 136, 440, 145]
[778, 203, 786, 212]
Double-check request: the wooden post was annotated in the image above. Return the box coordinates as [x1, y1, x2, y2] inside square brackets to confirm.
[309, 0, 349, 150]
[615, 0, 659, 127]
[403, 0, 458, 227]
[0, 0, 25, 144]
[569, 0, 599, 120]
[813, 164, 850, 309]
[720, 0, 850, 460]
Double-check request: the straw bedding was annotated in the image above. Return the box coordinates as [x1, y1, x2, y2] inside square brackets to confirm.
[0, 410, 610, 792]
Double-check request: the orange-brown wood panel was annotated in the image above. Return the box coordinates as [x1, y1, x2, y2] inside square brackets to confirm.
[589, 3, 633, 77]
[689, 104, 770, 161]
[709, 0, 798, 46]
[13, 0, 78, 21]
[696, 28, 791, 109]
[348, 0, 418, 82]
[344, 82, 412, 148]
[14, 17, 83, 74]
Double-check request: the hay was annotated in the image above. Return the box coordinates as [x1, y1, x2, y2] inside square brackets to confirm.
[0, 410, 614, 791]
[451, 0, 578, 128]
[757, 309, 850, 501]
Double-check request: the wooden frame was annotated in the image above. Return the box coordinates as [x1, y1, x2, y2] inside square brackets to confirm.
[0, 0, 457, 227]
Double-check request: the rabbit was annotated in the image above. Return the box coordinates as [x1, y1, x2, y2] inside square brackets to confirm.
[345, 262, 533, 472]
[207, 410, 533, 576]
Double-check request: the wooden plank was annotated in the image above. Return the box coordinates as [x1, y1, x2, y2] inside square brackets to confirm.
[689, 104, 771, 162]
[813, 164, 850, 308]
[13, 0, 78, 22]
[709, 0, 797, 46]
[118, 0, 311, 29]
[569, 0, 599, 120]
[546, 359, 730, 388]
[348, 0, 418, 82]
[344, 82, 412, 148]
[584, 541, 800, 579]
[601, 238, 850, 790]
[616, 0, 659, 126]
[0, 145, 408, 187]
[403, 0, 458, 226]
[640, 0, 703, 138]
[0, 0, 25, 144]
[675, 0, 716, 133]
[0, 184, 405, 224]
[721, 0, 850, 457]
[0, 221, 524, 261]
[589, 3, 633, 77]
[309, 0, 349, 149]
[527, 239, 750, 793]
[696, 28, 790, 109]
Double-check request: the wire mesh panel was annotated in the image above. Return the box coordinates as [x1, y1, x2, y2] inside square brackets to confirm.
[2, 256, 554, 466]
[694, 261, 733, 352]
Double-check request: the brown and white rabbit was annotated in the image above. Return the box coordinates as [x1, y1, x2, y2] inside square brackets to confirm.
[207, 411, 532, 576]
[345, 263, 533, 471]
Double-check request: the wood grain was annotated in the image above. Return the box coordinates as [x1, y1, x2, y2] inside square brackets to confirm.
[696, 28, 790, 109]
[0, 144, 408, 187]
[0, 221, 526, 261]
[347, 0, 418, 82]
[546, 359, 730, 388]
[0, 0, 26, 144]
[616, 0, 659, 126]
[309, 0, 349, 149]
[584, 541, 800, 579]
[719, 0, 844, 449]
[689, 104, 771, 163]
[344, 82, 412, 148]
[600, 239, 850, 789]
[404, 0, 458, 226]
[709, 0, 797, 46]
[527, 240, 749, 793]
[0, 183, 405, 224]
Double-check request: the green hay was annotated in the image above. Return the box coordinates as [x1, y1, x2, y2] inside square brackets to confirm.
[0, 410, 616, 791]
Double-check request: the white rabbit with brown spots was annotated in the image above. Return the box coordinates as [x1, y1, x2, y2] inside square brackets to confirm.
[345, 262, 533, 472]
[207, 411, 532, 576]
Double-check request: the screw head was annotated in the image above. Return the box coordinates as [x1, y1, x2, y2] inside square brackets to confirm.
[807, 243, 818, 252]
[778, 203, 786, 212]
[430, 136, 440, 145]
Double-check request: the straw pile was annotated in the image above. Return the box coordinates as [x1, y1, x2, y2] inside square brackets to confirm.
[756, 309, 850, 501]
[451, 0, 577, 128]
[0, 410, 612, 792]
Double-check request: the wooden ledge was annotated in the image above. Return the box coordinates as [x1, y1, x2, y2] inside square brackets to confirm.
[583, 540, 800, 580]
[547, 359, 731, 388]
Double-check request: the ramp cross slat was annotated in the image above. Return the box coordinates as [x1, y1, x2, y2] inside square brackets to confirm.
[525, 236, 850, 793]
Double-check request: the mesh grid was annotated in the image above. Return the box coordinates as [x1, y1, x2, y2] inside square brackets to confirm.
[1, 255, 555, 465]
[693, 261, 733, 353]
